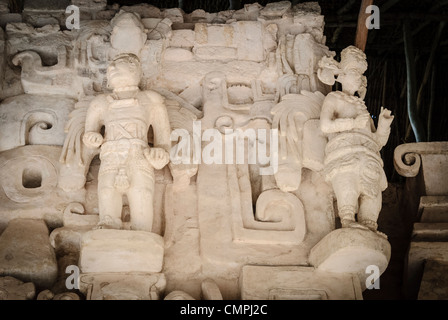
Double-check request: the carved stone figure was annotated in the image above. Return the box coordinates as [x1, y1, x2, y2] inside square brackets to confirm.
[318, 46, 394, 233]
[82, 53, 171, 232]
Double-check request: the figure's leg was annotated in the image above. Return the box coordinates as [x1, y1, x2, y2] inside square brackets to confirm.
[127, 169, 155, 232]
[97, 171, 123, 229]
[358, 192, 383, 232]
[331, 172, 367, 230]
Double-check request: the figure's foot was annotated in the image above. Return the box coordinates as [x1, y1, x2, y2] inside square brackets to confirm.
[94, 215, 122, 230]
[358, 219, 388, 239]
[360, 219, 378, 231]
[341, 218, 369, 230]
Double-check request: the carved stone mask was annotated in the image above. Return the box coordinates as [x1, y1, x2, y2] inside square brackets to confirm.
[107, 54, 142, 89]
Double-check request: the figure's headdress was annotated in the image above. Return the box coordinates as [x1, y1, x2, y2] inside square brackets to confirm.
[317, 45, 368, 99]
[110, 11, 147, 59]
[340, 46, 368, 73]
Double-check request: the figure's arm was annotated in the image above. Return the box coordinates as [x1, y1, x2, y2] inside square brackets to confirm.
[146, 91, 171, 152]
[320, 95, 370, 134]
[144, 91, 171, 170]
[374, 107, 394, 149]
[83, 96, 106, 149]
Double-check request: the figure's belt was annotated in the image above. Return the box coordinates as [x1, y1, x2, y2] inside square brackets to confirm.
[101, 138, 148, 152]
[324, 145, 383, 166]
[326, 131, 380, 152]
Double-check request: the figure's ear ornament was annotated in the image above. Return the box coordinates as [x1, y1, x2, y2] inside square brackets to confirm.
[358, 75, 368, 100]
[317, 56, 340, 86]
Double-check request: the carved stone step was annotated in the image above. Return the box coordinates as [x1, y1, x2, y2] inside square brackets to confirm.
[417, 260, 448, 300]
[405, 242, 448, 299]
[412, 223, 448, 241]
[419, 196, 448, 223]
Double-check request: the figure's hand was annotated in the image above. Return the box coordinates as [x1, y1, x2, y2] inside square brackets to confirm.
[83, 132, 103, 149]
[354, 113, 371, 129]
[378, 107, 394, 128]
[145, 148, 170, 170]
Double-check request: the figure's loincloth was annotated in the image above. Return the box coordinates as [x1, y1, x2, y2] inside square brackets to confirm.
[324, 133, 387, 198]
[99, 139, 154, 179]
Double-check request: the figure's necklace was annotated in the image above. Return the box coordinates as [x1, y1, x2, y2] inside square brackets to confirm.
[112, 86, 139, 99]
[333, 91, 366, 107]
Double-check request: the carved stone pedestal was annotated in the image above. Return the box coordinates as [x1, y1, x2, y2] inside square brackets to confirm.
[78, 229, 166, 300]
[79, 229, 164, 273]
[309, 228, 391, 290]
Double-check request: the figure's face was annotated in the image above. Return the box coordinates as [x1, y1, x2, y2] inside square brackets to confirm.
[107, 58, 141, 89]
[337, 68, 363, 93]
[207, 78, 222, 91]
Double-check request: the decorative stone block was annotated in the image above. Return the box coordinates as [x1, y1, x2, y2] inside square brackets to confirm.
[0, 94, 75, 152]
[24, 0, 70, 11]
[0, 219, 58, 288]
[79, 229, 164, 273]
[240, 265, 362, 300]
[79, 273, 166, 300]
[0, 0, 8, 14]
[71, 0, 107, 12]
[394, 142, 448, 196]
[0, 276, 35, 300]
[0, 13, 22, 29]
[0, 145, 68, 229]
[121, 4, 161, 19]
[170, 29, 195, 48]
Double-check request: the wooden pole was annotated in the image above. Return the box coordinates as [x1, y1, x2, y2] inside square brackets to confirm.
[355, 0, 374, 51]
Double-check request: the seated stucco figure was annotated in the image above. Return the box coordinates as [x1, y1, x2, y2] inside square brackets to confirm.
[318, 46, 394, 234]
[82, 53, 171, 232]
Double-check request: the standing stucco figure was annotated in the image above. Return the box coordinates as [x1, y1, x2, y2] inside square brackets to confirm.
[82, 53, 171, 232]
[318, 46, 394, 234]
